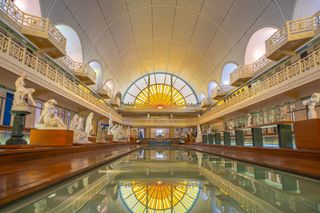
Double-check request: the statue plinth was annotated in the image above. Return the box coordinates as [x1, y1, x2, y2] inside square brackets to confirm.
[294, 119, 320, 149]
[6, 110, 31, 145]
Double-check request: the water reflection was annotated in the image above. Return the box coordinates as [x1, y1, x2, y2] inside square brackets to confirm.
[2, 147, 320, 213]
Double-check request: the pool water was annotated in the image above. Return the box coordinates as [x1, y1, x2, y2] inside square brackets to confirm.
[2, 146, 320, 213]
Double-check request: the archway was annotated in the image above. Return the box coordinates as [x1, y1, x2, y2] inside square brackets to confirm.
[208, 81, 218, 98]
[55, 24, 83, 62]
[221, 63, 238, 86]
[13, 0, 41, 16]
[244, 27, 278, 64]
[293, 0, 320, 19]
[88, 61, 103, 89]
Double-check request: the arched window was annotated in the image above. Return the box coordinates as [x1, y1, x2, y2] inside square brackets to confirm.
[221, 63, 238, 86]
[293, 0, 320, 19]
[55, 24, 83, 62]
[208, 81, 218, 98]
[199, 93, 206, 102]
[88, 61, 103, 89]
[244, 27, 278, 64]
[104, 79, 114, 94]
[123, 72, 198, 108]
[13, 0, 41, 16]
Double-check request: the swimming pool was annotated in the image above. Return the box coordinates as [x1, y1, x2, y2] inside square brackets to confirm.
[1, 146, 320, 213]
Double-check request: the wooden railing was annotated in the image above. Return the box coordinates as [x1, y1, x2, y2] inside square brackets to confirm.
[0, 0, 66, 53]
[60, 55, 96, 83]
[230, 55, 271, 85]
[0, 32, 110, 114]
[207, 46, 320, 115]
[266, 11, 320, 53]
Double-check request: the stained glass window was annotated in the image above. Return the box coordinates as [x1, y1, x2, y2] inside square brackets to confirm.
[120, 180, 200, 213]
[123, 73, 198, 109]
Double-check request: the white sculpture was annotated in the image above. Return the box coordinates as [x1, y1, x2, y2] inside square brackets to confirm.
[12, 73, 36, 112]
[85, 112, 94, 135]
[226, 121, 234, 130]
[36, 99, 66, 129]
[107, 114, 113, 135]
[289, 103, 296, 121]
[279, 105, 289, 121]
[196, 125, 202, 143]
[247, 113, 253, 126]
[303, 93, 320, 119]
[70, 114, 93, 144]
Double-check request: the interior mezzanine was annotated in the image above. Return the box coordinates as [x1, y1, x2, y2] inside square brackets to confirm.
[0, 0, 320, 213]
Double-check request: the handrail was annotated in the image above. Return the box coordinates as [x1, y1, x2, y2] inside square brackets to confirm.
[230, 55, 271, 85]
[207, 46, 320, 115]
[123, 117, 198, 124]
[0, 0, 66, 52]
[60, 55, 96, 82]
[266, 11, 320, 52]
[0, 32, 109, 115]
[121, 103, 200, 110]
[212, 85, 232, 98]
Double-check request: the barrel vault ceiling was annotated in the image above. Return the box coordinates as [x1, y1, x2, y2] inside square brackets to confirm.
[40, 0, 297, 95]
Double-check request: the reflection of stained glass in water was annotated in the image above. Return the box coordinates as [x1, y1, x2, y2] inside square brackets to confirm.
[120, 181, 199, 213]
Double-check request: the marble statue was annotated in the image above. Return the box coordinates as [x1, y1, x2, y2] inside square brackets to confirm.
[247, 113, 253, 126]
[195, 125, 202, 143]
[289, 103, 296, 121]
[70, 114, 93, 144]
[36, 99, 66, 129]
[303, 93, 320, 119]
[85, 112, 94, 135]
[12, 73, 36, 112]
[279, 105, 289, 121]
[226, 120, 234, 130]
[107, 114, 113, 135]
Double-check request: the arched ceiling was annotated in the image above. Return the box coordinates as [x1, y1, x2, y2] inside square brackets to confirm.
[40, 0, 297, 94]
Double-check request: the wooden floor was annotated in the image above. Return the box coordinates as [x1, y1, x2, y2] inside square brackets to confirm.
[0, 144, 141, 206]
[181, 144, 320, 179]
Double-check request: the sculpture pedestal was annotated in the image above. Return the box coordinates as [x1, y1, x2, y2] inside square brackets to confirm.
[6, 111, 30, 145]
[106, 135, 113, 143]
[294, 119, 320, 149]
[30, 129, 73, 147]
[88, 136, 97, 143]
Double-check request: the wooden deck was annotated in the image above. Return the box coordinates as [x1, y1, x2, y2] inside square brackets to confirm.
[181, 144, 320, 179]
[0, 143, 141, 206]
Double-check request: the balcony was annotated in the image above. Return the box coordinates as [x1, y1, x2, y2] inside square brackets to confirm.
[97, 86, 112, 99]
[59, 55, 96, 85]
[0, 0, 66, 58]
[200, 98, 213, 108]
[123, 117, 198, 127]
[266, 11, 320, 61]
[230, 55, 271, 87]
[212, 85, 232, 100]
[111, 96, 121, 107]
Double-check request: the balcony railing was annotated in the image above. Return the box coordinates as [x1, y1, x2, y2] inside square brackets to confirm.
[266, 11, 320, 61]
[0, 0, 66, 58]
[230, 55, 271, 87]
[97, 86, 112, 99]
[0, 32, 110, 115]
[200, 98, 213, 108]
[123, 118, 198, 126]
[120, 103, 201, 110]
[59, 55, 96, 85]
[207, 45, 320, 116]
[212, 85, 232, 100]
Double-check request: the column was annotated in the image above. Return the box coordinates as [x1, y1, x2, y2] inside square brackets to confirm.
[252, 128, 263, 147]
[215, 132, 221, 145]
[277, 124, 293, 148]
[235, 130, 244, 146]
[224, 132, 231, 145]
[208, 133, 214, 144]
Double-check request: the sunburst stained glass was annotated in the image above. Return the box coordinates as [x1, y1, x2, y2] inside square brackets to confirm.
[120, 180, 200, 213]
[123, 73, 198, 109]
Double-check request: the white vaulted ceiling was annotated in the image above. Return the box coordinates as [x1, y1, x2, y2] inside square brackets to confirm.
[39, 0, 297, 95]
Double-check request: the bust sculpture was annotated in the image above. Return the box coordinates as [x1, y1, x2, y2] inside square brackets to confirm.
[12, 73, 36, 112]
[36, 99, 66, 129]
[303, 93, 320, 119]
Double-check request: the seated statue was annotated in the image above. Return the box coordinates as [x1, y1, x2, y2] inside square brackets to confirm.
[12, 73, 36, 112]
[36, 99, 66, 129]
[303, 93, 320, 119]
[70, 114, 92, 144]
